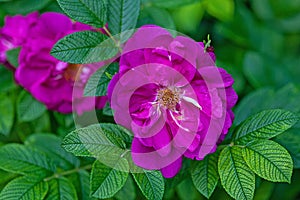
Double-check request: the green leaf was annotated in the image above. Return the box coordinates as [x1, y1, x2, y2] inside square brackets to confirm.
[6, 47, 20, 68]
[84, 62, 119, 96]
[171, 2, 205, 34]
[0, 170, 17, 187]
[57, 0, 107, 27]
[165, 158, 191, 190]
[242, 140, 293, 183]
[17, 91, 47, 122]
[0, 176, 48, 200]
[242, 52, 270, 88]
[115, 175, 136, 200]
[98, 123, 133, 146]
[45, 177, 77, 200]
[204, 0, 234, 21]
[0, 93, 14, 136]
[51, 31, 119, 64]
[176, 178, 201, 200]
[52, 112, 74, 133]
[191, 153, 219, 199]
[25, 134, 80, 170]
[233, 88, 274, 126]
[132, 170, 164, 200]
[250, 0, 274, 21]
[1, 0, 51, 14]
[253, 180, 275, 200]
[243, 52, 290, 88]
[152, 0, 199, 8]
[90, 159, 129, 198]
[102, 102, 114, 116]
[107, 0, 140, 43]
[0, 65, 16, 93]
[234, 109, 299, 144]
[139, 7, 175, 30]
[234, 84, 300, 126]
[218, 146, 255, 200]
[68, 170, 94, 200]
[267, 169, 300, 200]
[275, 128, 300, 168]
[0, 144, 56, 176]
[62, 124, 127, 157]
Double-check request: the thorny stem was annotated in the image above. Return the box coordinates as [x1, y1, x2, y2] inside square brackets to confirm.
[43, 164, 92, 182]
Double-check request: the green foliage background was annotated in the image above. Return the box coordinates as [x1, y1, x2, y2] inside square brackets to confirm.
[0, 0, 300, 199]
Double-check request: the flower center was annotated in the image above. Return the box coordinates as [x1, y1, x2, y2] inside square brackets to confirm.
[63, 63, 82, 81]
[157, 87, 180, 111]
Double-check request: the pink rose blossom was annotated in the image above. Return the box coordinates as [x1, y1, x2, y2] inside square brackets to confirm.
[108, 26, 237, 178]
[0, 12, 38, 68]
[9, 12, 107, 114]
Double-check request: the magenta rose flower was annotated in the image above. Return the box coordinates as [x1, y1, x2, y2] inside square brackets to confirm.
[108, 26, 238, 178]
[12, 12, 106, 114]
[0, 12, 38, 68]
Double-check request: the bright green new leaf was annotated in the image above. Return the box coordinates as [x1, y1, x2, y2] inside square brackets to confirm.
[57, 0, 107, 27]
[0, 144, 56, 176]
[0, 170, 17, 188]
[107, 0, 140, 43]
[17, 91, 47, 122]
[62, 124, 127, 158]
[132, 170, 164, 200]
[234, 109, 299, 144]
[171, 2, 205, 34]
[218, 146, 255, 200]
[25, 134, 80, 170]
[191, 153, 219, 199]
[204, 0, 234, 21]
[84, 62, 119, 97]
[0, 93, 14, 136]
[0, 176, 48, 200]
[90, 159, 129, 198]
[51, 31, 119, 64]
[242, 140, 293, 183]
[45, 177, 77, 200]
[151, 0, 199, 8]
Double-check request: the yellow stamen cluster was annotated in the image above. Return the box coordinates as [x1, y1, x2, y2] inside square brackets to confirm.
[157, 87, 180, 111]
[64, 63, 82, 81]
